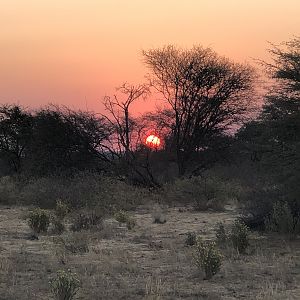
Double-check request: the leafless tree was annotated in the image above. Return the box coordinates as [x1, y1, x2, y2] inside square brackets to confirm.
[102, 83, 160, 187]
[103, 83, 149, 154]
[143, 45, 256, 175]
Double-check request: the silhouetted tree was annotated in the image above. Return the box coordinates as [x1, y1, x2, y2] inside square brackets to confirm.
[0, 105, 32, 173]
[26, 106, 112, 175]
[238, 37, 300, 230]
[143, 45, 256, 175]
[102, 83, 160, 187]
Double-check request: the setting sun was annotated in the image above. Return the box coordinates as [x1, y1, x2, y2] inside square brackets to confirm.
[145, 134, 161, 149]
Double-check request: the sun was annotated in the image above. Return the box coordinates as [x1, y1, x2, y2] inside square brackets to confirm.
[145, 134, 161, 149]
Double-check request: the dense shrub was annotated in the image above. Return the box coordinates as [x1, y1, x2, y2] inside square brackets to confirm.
[193, 238, 222, 279]
[164, 175, 240, 211]
[229, 220, 250, 254]
[265, 201, 300, 236]
[114, 210, 136, 230]
[28, 208, 50, 234]
[49, 269, 80, 300]
[114, 210, 130, 223]
[9, 172, 147, 210]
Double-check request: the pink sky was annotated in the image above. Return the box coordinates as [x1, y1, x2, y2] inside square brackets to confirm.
[0, 0, 299, 114]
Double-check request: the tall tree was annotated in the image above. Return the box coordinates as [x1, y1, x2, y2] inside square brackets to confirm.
[143, 45, 256, 175]
[237, 37, 300, 229]
[102, 83, 160, 187]
[26, 106, 112, 175]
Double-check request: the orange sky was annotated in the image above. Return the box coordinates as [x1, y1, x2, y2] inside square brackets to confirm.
[0, 0, 299, 114]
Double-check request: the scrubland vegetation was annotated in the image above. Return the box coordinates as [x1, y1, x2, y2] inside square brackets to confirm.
[0, 38, 300, 299]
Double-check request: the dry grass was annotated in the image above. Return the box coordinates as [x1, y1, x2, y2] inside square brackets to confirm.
[0, 205, 299, 299]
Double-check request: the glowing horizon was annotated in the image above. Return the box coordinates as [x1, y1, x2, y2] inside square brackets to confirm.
[0, 0, 299, 114]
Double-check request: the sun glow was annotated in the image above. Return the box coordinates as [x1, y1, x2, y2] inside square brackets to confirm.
[145, 134, 161, 149]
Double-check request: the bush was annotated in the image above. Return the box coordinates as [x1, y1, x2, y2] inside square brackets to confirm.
[114, 210, 136, 230]
[55, 200, 70, 220]
[185, 232, 197, 246]
[193, 238, 222, 279]
[28, 208, 50, 234]
[15, 172, 147, 210]
[49, 269, 80, 300]
[265, 201, 299, 236]
[164, 175, 239, 211]
[70, 212, 103, 232]
[229, 220, 250, 254]
[114, 210, 130, 223]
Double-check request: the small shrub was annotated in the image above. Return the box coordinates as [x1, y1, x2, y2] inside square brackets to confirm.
[55, 200, 70, 220]
[229, 220, 250, 254]
[215, 222, 227, 245]
[114, 210, 136, 230]
[265, 201, 298, 236]
[114, 210, 130, 223]
[28, 208, 50, 234]
[193, 238, 222, 279]
[50, 269, 80, 300]
[70, 212, 102, 232]
[185, 232, 197, 246]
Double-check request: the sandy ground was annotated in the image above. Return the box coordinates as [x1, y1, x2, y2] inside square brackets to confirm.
[0, 205, 300, 299]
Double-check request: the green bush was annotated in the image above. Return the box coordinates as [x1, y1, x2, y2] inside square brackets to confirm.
[28, 208, 50, 233]
[50, 269, 80, 300]
[265, 201, 299, 236]
[193, 238, 222, 279]
[114, 210, 130, 223]
[114, 210, 136, 230]
[229, 220, 250, 254]
[55, 200, 70, 220]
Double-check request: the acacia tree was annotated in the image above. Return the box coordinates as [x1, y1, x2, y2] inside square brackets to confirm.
[143, 45, 256, 175]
